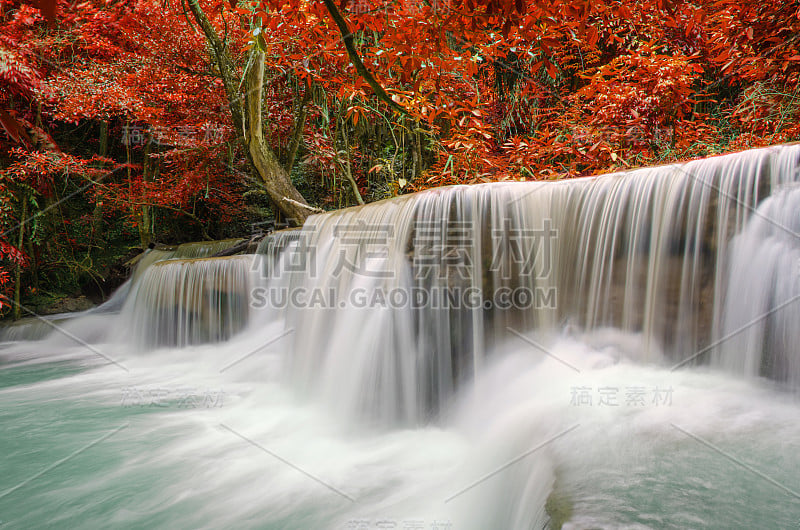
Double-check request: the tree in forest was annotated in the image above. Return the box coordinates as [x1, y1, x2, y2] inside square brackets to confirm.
[184, 0, 317, 224]
[0, 0, 264, 311]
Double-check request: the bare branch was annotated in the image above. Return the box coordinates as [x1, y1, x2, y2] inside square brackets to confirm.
[321, 0, 407, 115]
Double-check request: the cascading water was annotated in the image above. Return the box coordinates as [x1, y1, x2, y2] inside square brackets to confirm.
[0, 239, 246, 344]
[120, 255, 261, 349]
[269, 144, 800, 422]
[712, 184, 800, 389]
[171, 238, 246, 259]
[2, 145, 800, 529]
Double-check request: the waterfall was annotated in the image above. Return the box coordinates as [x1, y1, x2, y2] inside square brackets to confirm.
[0, 239, 248, 344]
[4, 145, 800, 413]
[713, 184, 800, 388]
[246, 144, 797, 421]
[172, 238, 246, 259]
[3, 145, 800, 530]
[255, 229, 301, 257]
[119, 255, 261, 348]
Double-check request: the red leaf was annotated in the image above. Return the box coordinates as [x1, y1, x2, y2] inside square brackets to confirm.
[545, 61, 557, 79]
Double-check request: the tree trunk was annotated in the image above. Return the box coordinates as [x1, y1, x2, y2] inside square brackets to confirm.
[285, 83, 312, 171]
[245, 52, 316, 224]
[99, 120, 108, 156]
[92, 121, 108, 239]
[339, 115, 365, 205]
[139, 139, 154, 247]
[186, 0, 315, 225]
[13, 196, 26, 320]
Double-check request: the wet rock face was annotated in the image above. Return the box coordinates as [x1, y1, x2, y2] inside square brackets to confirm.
[37, 295, 96, 315]
[599, 254, 716, 355]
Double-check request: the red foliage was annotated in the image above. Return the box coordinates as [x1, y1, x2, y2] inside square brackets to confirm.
[1, 0, 799, 308]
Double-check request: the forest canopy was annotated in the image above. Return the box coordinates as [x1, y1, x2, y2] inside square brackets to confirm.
[1, 0, 799, 314]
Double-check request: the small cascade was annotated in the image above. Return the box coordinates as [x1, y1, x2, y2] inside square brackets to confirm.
[0, 240, 248, 343]
[119, 255, 260, 348]
[713, 185, 800, 388]
[255, 229, 302, 264]
[0, 314, 66, 342]
[172, 238, 245, 259]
